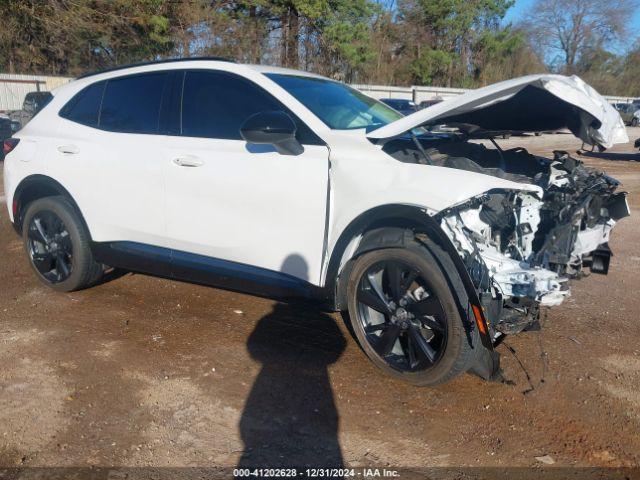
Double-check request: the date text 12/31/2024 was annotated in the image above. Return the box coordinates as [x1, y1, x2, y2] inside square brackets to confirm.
[233, 468, 401, 478]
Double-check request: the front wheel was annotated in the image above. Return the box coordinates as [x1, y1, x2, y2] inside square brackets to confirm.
[22, 196, 103, 292]
[345, 244, 475, 386]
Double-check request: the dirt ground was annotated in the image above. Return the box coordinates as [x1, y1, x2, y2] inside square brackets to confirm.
[1, 128, 640, 476]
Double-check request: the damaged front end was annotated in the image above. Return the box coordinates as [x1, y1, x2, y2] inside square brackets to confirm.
[436, 150, 629, 338]
[363, 74, 632, 379]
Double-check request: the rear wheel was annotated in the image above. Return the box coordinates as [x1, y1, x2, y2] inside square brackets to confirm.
[345, 244, 474, 386]
[22, 196, 103, 292]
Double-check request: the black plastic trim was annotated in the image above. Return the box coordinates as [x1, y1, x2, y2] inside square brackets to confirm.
[91, 241, 326, 305]
[12, 175, 90, 235]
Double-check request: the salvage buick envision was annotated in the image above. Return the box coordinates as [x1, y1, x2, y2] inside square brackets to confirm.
[3, 58, 630, 385]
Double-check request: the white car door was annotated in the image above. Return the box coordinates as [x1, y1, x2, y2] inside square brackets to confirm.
[163, 70, 330, 285]
[52, 72, 170, 247]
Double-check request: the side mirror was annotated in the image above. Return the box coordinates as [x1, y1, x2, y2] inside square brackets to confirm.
[240, 110, 304, 156]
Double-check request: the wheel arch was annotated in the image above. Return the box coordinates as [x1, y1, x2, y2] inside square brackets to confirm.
[326, 204, 492, 349]
[12, 175, 90, 238]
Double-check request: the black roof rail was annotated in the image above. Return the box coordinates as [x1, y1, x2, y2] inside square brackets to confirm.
[77, 56, 236, 79]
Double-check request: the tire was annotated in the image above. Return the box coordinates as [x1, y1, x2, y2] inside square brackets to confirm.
[22, 196, 103, 292]
[345, 242, 476, 386]
[632, 118, 639, 127]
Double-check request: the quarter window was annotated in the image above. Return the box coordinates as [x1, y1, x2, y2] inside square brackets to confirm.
[59, 81, 105, 127]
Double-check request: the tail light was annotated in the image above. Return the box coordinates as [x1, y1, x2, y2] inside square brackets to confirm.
[3, 138, 20, 156]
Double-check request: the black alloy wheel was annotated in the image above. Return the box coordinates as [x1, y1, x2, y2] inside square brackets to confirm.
[22, 196, 103, 292]
[356, 259, 447, 372]
[26, 210, 74, 283]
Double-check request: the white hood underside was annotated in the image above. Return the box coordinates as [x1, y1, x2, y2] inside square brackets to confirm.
[367, 74, 629, 149]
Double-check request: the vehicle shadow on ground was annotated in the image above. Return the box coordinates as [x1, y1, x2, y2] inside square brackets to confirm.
[92, 267, 130, 286]
[237, 255, 347, 469]
[580, 151, 640, 162]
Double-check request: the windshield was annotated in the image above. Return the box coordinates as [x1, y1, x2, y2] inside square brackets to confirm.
[266, 73, 403, 131]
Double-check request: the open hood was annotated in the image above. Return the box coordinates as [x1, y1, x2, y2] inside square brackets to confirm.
[366, 74, 629, 149]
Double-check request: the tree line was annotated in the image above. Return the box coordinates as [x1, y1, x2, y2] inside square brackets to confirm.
[0, 0, 638, 96]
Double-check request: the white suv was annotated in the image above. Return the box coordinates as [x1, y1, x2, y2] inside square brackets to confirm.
[3, 59, 630, 386]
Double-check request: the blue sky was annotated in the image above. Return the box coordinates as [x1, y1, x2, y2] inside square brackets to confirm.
[502, 0, 536, 24]
[503, 0, 640, 49]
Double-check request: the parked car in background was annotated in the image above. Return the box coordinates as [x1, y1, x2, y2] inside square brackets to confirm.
[419, 98, 443, 109]
[2, 60, 630, 386]
[0, 115, 19, 137]
[9, 91, 53, 130]
[613, 103, 639, 126]
[0, 116, 13, 150]
[0, 116, 20, 160]
[380, 98, 419, 116]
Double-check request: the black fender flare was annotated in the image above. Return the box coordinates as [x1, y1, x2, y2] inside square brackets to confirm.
[11, 174, 90, 236]
[326, 204, 493, 349]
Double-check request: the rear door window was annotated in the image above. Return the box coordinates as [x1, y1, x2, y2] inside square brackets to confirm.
[99, 72, 167, 134]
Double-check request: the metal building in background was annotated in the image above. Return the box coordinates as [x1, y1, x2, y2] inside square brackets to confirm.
[0, 73, 71, 113]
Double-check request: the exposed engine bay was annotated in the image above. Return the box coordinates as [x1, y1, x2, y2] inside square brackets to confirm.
[384, 136, 630, 336]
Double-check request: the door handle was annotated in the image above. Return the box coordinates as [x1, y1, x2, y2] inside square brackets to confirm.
[172, 156, 203, 167]
[57, 144, 79, 154]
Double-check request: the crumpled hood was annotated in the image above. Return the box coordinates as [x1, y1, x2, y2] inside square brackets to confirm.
[367, 74, 629, 149]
